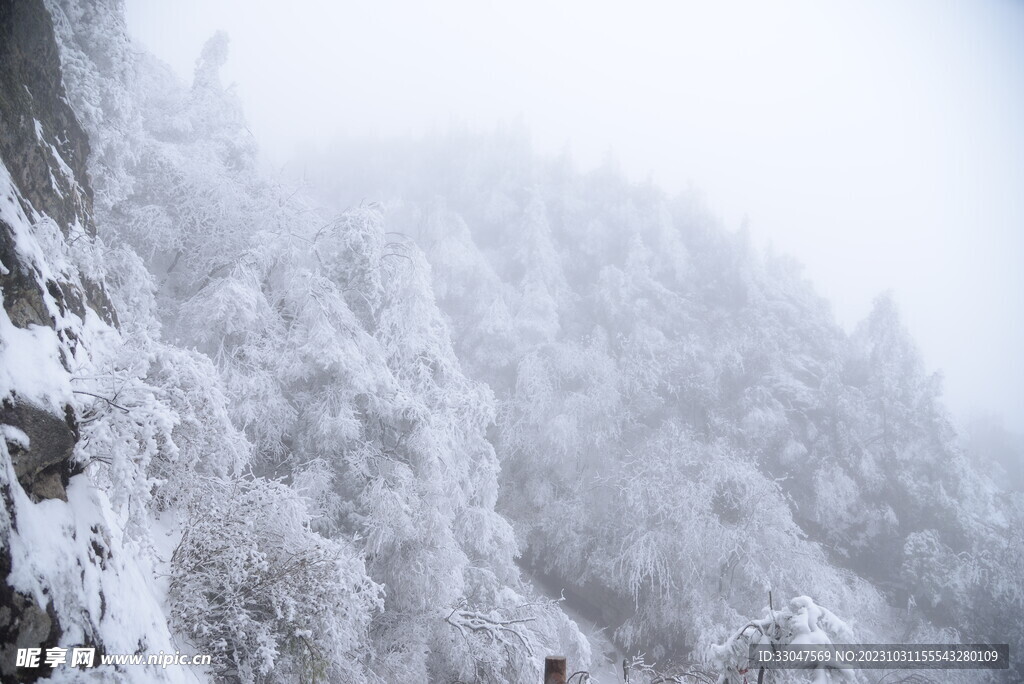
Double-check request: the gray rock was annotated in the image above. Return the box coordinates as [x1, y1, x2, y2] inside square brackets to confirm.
[2, 402, 76, 502]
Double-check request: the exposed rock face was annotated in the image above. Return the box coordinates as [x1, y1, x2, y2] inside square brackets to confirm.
[3, 403, 78, 502]
[0, 0, 109, 504]
[0, 1, 112, 680]
[0, 0, 117, 331]
[0, 0, 95, 234]
[0, 533, 61, 684]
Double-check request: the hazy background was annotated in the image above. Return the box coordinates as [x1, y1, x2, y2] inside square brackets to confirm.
[123, 0, 1024, 433]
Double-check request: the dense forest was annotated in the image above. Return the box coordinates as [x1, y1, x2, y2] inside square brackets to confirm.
[0, 1, 1020, 682]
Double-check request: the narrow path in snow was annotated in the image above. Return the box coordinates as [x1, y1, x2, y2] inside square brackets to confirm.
[521, 567, 626, 683]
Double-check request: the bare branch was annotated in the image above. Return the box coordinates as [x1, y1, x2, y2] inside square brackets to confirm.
[72, 390, 130, 413]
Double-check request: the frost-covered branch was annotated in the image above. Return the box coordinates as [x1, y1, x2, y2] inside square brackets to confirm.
[445, 600, 538, 659]
[711, 596, 858, 684]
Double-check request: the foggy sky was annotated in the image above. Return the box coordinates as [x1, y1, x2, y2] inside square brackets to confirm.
[124, 0, 1024, 432]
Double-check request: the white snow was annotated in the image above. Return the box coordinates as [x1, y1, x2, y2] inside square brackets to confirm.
[0, 293, 72, 411]
[3, 458, 203, 684]
[1, 423, 30, 450]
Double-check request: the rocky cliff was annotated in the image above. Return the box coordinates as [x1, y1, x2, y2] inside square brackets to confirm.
[1, 2, 175, 681]
[1, 0, 121, 500]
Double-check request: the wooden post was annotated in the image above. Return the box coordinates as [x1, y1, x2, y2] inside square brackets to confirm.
[544, 656, 567, 684]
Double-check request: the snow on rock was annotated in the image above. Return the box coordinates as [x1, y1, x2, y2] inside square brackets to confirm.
[2, 461, 200, 683]
[1, 1, 189, 681]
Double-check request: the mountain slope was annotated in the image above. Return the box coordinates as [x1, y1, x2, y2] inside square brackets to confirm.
[299, 131, 1024, 676]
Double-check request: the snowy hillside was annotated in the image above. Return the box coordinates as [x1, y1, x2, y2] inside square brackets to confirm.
[1, 1, 1021, 683]
[297, 131, 1024, 679]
